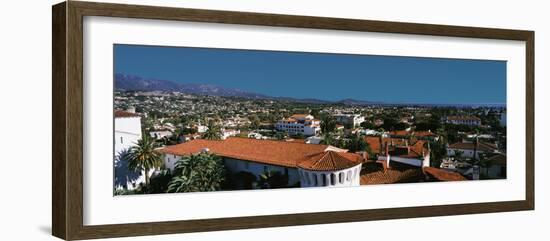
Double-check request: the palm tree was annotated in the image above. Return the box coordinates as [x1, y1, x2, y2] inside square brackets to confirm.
[320, 114, 337, 134]
[125, 134, 163, 186]
[167, 153, 225, 192]
[202, 122, 221, 140]
[472, 133, 480, 161]
[344, 134, 369, 153]
[258, 170, 288, 189]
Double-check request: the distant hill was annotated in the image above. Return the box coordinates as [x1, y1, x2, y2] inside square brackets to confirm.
[336, 98, 384, 106]
[115, 73, 388, 106]
[115, 74, 268, 98]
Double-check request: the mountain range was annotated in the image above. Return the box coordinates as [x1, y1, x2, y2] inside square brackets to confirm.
[115, 74, 502, 107]
[115, 73, 269, 99]
[115, 73, 383, 105]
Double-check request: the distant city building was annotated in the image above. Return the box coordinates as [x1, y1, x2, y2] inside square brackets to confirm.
[333, 113, 365, 128]
[388, 130, 438, 141]
[247, 132, 264, 139]
[196, 124, 209, 133]
[445, 116, 481, 126]
[364, 136, 431, 168]
[447, 141, 499, 159]
[149, 130, 173, 139]
[276, 114, 321, 136]
[221, 129, 240, 140]
[160, 137, 363, 188]
[305, 136, 323, 144]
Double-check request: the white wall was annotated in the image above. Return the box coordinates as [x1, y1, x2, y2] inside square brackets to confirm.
[299, 164, 362, 187]
[114, 117, 142, 156]
[447, 148, 486, 159]
[0, 1, 548, 241]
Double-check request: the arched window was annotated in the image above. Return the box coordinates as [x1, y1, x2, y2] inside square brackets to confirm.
[339, 172, 344, 184]
[321, 174, 326, 186]
[347, 170, 352, 181]
[331, 173, 336, 186]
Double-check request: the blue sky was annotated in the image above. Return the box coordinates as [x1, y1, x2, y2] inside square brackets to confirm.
[114, 44, 506, 105]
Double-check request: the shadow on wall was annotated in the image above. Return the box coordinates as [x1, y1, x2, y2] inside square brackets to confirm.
[114, 149, 142, 189]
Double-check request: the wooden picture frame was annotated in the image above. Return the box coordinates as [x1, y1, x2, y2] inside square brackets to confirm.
[52, 1, 534, 240]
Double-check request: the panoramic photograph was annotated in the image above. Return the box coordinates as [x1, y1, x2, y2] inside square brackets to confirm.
[113, 44, 507, 195]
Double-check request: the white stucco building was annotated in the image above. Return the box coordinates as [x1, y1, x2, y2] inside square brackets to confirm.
[113, 110, 147, 191]
[159, 137, 363, 188]
[297, 150, 362, 187]
[276, 114, 321, 136]
[221, 128, 240, 140]
[445, 116, 481, 126]
[447, 141, 499, 159]
[333, 113, 365, 128]
[114, 110, 142, 156]
[365, 136, 431, 168]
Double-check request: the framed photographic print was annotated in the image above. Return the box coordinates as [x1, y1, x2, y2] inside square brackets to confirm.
[52, 1, 534, 240]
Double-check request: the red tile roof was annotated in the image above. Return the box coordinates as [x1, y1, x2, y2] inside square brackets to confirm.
[364, 136, 427, 158]
[389, 130, 410, 136]
[423, 167, 467, 181]
[414, 131, 437, 137]
[360, 163, 424, 185]
[298, 151, 362, 171]
[159, 137, 359, 170]
[114, 110, 140, 118]
[360, 162, 467, 185]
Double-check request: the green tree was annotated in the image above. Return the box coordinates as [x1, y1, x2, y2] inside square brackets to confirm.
[167, 153, 225, 192]
[320, 115, 337, 134]
[125, 134, 163, 186]
[138, 169, 173, 194]
[344, 134, 369, 153]
[453, 150, 464, 160]
[202, 122, 222, 140]
[249, 114, 261, 130]
[360, 121, 376, 129]
[429, 140, 447, 167]
[258, 170, 288, 189]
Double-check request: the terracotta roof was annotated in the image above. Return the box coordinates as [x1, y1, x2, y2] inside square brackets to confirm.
[360, 162, 424, 185]
[423, 167, 467, 181]
[448, 142, 498, 152]
[360, 162, 467, 185]
[414, 131, 437, 137]
[160, 137, 335, 168]
[364, 136, 427, 158]
[297, 151, 362, 171]
[285, 138, 307, 143]
[389, 130, 410, 136]
[114, 110, 140, 118]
